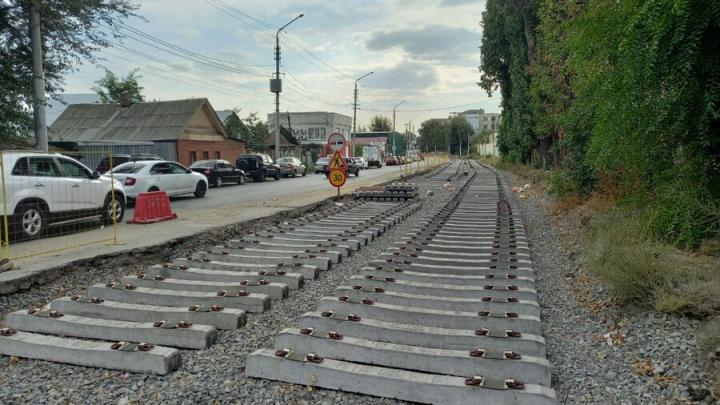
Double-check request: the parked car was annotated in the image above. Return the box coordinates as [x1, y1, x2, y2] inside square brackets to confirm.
[323, 157, 361, 177]
[385, 156, 399, 166]
[352, 157, 368, 170]
[109, 160, 208, 199]
[0, 152, 126, 240]
[314, 157, 331, 174]
[235, 154, 281, 182]
[96, 153, 163, 173]
[189, 159, 245, 187]
[276, 157, 307, 177]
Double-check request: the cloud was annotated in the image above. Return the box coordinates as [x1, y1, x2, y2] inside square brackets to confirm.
[440, 0, 479, 6]
[363, 61, 438, 91]
[366, 25, 477, 61]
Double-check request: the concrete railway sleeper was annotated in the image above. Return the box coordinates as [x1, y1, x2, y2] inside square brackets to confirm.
[0, 196, 419, 375]
[246, 162, 557, 404]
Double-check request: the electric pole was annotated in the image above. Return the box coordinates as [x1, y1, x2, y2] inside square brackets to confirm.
[272, 14, 303, 160]
[352, 71, 374, 143]
[392, 101, 405, 157]
[30, 1, 47, 151]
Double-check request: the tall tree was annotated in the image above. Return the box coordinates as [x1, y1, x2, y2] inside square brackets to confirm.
[92, 68, 144, 103]
[480, 0, 538, 163]
[369, 115, 392, 132]
[418, 119, 449, 153]
[243, 112, 269, 150]
[0, 1, 138, 138]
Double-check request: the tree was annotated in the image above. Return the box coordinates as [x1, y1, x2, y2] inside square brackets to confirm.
[369, 115, 392, 132]
[448, 116, 475, 155]
[243, 112, 268, 150]
[418, 119, 449, 153]
[92, 68, 144, 103]
[0, 1, 138, 138]
[480, 0, 538, 163]
[222, 108, 250, 141]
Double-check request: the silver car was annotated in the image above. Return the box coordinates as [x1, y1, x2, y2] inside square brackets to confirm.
[277, 157, 307, 177]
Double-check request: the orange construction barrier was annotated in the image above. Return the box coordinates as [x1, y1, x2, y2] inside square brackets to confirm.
[127, 191, 178, 224]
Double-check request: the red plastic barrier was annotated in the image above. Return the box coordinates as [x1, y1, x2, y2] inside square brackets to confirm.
[127, 191, 177, 224]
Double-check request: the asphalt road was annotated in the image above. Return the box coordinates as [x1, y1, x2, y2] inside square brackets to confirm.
[5, 164, 413, 276]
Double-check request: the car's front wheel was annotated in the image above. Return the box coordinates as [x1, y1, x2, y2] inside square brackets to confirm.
[16, 202, 47, 240]
[215, 177, 223, 188]
[237, 174, 246, 185]
[292, 169, 297, 178]
[102, 194, 126, 225]
[194, 181, 207, 198]
[274, 171, 280, 180]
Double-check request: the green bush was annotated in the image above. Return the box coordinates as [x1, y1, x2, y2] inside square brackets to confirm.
[642, 185, 720, 249]
[549, 171, 575, 196]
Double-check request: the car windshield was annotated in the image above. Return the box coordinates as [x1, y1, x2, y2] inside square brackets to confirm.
[317, 157, 330, 163]
[277, 158, 291, 163]
[111, 163, 145, 174]
[190, 160, 215, 168]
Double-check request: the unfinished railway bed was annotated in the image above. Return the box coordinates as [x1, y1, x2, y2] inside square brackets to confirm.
[0, 161, 556, 404]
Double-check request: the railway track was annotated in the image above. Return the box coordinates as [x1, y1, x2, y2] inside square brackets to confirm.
[245, 162, 557, 404]
[0, 161, 556, 404]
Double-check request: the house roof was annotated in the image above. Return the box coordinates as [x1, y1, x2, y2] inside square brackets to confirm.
[267, 126, 301, 147]
[49, 98, 229, 142]
[47, 93, 102, 126]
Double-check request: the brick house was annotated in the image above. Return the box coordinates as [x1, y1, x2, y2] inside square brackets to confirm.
[49, 98, 245, 166]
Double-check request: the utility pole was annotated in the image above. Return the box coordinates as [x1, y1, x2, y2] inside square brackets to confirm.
[30, 1, 47, 151]
[272, 14, 303, 160]
[352, 71, 374, 143]
[392, 100, 405, 157]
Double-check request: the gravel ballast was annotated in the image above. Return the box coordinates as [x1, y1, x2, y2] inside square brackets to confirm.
[500, 170, 717, 405]
[0, 175, 452, 405]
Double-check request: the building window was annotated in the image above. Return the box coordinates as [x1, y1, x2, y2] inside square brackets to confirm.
[215, 151, 221, 159]
[203, 151, 209, 160]
[190, 151, 197, 163]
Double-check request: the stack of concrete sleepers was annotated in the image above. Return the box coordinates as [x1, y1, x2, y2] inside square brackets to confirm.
[245, 164, 556, 404]
[352, 182, 419, 201]
[0, 200, 420, 375]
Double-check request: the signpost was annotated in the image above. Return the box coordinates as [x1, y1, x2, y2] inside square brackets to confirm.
[326, 132, 347, 198]
[327, 132, 346, 152]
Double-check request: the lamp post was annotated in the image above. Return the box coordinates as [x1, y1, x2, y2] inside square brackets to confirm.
[352, 71, 374, 143]
[272, 13, 303, 160]
[391, 101, 405, 156]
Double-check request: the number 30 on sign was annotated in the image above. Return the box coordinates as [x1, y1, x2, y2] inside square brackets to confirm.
[328, 168, 347, 187]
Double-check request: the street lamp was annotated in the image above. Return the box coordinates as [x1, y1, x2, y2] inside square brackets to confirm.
[272, 13, 304, 160]
[392, 100, 405, 156]
[352, 71, 374, 143]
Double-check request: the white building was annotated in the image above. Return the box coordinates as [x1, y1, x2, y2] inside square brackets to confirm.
[482, 112, 501, 133]
[454, 109, 484, 135]
[267, 112, 352, 145]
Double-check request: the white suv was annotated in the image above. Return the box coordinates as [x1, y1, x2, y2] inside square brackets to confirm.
[0, 152, 126, 240]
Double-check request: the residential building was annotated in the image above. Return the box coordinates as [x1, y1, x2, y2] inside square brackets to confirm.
[47, 93, 101, 126]
[49, 97, 245, 167]
[266, 126, 304, 159]
[267, 112, 351, 145]
[482, 112, 501, 133]
[454, 109, 484, 135]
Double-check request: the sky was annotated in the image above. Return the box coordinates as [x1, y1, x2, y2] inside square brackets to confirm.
[63, 0, 500, 130]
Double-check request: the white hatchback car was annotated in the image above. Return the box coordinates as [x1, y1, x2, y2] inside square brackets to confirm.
[0, 152, 126, 240]
[109, 160, 209, 199]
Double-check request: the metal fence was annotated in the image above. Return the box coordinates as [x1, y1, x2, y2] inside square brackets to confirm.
[0, 149, 124, 261]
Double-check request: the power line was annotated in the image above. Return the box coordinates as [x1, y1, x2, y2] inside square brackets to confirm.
[204, 0, 275, 33]
[109, 45, 269, 100]
[281, 32, 351, 78]
[358, 99, 501, 114]
[116, 20, 271, 68]
[99, 22, 269, 79]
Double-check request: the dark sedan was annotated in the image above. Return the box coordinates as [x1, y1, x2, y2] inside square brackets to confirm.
[189, 159, 245, 187]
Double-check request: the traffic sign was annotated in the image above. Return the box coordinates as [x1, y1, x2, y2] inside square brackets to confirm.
[327, 133, 346, 152]
[328, 168, 347, 187]
[328, 151, 346, 170]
